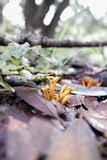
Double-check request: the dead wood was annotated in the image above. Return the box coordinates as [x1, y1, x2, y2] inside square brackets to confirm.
[0, 33, 107, 48]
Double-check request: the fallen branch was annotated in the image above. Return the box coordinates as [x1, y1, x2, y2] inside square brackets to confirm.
[0, 33, 107, 48]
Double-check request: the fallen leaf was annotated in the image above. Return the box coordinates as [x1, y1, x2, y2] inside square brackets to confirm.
[16, 87, 58, 117]
[72, 84, 107, 96]
[28, 116, 63, 152]
[81, 97, 107, 132]
[6, 117, 38, 160]
[0, 113, 9, 159]
[64, 107, 77, 122]
[15, 87, 66, 127]
[0, 91, 33, 123]
[46, 118, 101, 160]
[6, 116, 62, 160]
[68, 94, 84, 107]
[51, 99, 66, 116]
[60, 81, 107, 96]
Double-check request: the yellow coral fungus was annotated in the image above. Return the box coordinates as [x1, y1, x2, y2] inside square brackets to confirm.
[59, 84, 66, 97]
[79, 76, 102, 88]
[61, 95, 69, 105]
[59, 86, 74, 101]
[96, 79, 103, 86]
[42, 85, 50, 100]
[42, 76, 74, 105]
[49, 77, 60, 99]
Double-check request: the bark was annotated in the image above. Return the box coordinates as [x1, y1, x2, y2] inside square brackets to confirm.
[33, 0, 55, 29]
[0, 4, 2, 22]
[42, 0, 70, 38]
[1, 33, 107, 48]
[24, 0, 38, 29]
[24, 0, 55, 30]
[0, 1, 9, 24]
[24, 0, 69, 38]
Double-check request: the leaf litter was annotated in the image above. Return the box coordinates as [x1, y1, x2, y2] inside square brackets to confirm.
[81, 96, 107, 132]
[46, 118, 101, 160]
[0, 44, 107, 159]
[6, 116, 63, 160]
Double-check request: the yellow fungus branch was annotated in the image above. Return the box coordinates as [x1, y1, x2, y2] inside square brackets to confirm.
[49, 77, 60, 99]
[42, 76, 74, 105]
[42, 85, 50, 100]
[97, 80, 103, 86]
[79, 77, 102, 88]
[61, 95, 69, 105]
[59, 84, 66, 96]
[59, 86, 74, 101]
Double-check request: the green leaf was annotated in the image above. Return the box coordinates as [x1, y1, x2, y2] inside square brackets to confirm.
[19, 69, 33, 81]
[11, 59, 20, 65]
[0, 76, 15, 92]
[0, 53, 10, 69]
[30, 45, 41, 53]
[1, 64, 23, 74]
[24, 66, 34, 72]
[0, 47, 12, 69]
[7, 42, 30, 59]
[0, 60, 6, 69]
[19, 57, 30, 66]
[18, 42, 30, 57]
[3, 50, 12, 61]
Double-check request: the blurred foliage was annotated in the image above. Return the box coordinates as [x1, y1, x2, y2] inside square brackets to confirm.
[0, 0, 107, 68]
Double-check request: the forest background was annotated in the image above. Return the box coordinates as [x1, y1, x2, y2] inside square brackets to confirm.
[1, 0, 107, 68]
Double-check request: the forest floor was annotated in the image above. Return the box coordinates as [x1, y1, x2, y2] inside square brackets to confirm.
[0, 59, 107, 160]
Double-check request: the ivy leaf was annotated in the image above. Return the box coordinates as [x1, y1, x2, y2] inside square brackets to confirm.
[19, 69, 33, 81]
[1, 64, 23, 74]
[0, 53, 11, 69]
[0, 59, 6, 69]
[30, 45, 41, 52]
[19, 57, 30, 66]
[18, 42, 30, 57]
[3, 50, 12, 61]
[11, 58, 20, 65]
[7, 42, 30, 59]
[0, 76, 15, 92]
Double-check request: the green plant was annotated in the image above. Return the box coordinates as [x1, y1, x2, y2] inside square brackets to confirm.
[88, 48, 104, 67]
[0, 42, 49, 92]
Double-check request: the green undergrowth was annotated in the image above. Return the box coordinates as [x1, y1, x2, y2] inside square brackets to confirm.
[0, 41, 105, 92]
[0, 42, 50, 92]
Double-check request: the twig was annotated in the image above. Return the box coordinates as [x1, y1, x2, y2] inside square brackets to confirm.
[1, 33, 107, 48]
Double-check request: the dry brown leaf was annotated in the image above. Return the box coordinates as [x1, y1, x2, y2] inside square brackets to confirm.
[6, 117, 37, 160]
[46, 118, 101, 160]
[28, 116, 63, 151]
[60, 82, 107, 96]
[0, 114, 8, 160]
[6, 116, 63, 160]
[68, 94, 84, 107]
[64, 107, 77, 122]
[81, 97, 107, 132]
[51, 99, 66, 115]
[15, 87, 64, 119]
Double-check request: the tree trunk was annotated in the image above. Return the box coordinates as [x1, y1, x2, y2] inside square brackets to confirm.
[24, 0, 55, 30]
[24, 0, 70, 38]
[42, 0, 70, 38]
[0, 4, 2, 22]
[24, 0, 38, 29]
